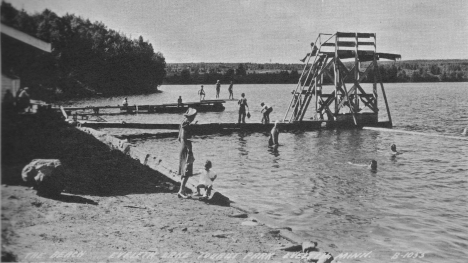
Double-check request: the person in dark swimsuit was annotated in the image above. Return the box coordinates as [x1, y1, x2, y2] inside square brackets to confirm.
[215, 80, 221, 98]
[260, 102, 273, 124]
[228, 81, 234, 99]
[177, 107, 197, 198]
[238, 93, 249, 124]
[198, 85, 205, 100]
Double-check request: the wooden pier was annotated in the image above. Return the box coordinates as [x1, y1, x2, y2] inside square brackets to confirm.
[56, 100, 226, 116]
[77, 119, 392, 135]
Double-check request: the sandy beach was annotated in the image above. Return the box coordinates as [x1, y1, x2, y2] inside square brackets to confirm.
[1, 113, 300, 262]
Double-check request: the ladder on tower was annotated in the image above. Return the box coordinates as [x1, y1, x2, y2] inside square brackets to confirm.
[283, 32, 400, 126]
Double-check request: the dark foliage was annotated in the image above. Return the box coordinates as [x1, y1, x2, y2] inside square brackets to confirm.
[1, 1, 166, 101]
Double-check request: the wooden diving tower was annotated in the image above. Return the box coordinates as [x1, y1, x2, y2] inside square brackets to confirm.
[283, 32, 400, 127]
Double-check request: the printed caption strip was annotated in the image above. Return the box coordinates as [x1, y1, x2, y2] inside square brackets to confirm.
[20, 250, 430, 262]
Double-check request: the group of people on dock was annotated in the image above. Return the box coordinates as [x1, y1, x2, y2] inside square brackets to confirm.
[236, 93, 273, 125]
[198, 80, 234, 101]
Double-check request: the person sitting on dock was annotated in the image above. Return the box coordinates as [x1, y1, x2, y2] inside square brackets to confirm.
[178, 108, 197, 199]
[228, 81, 234, 99]
[269, 121, 280, 147]
[177, 96, 183, 107]
[123, 97, 128, 107]
[194, 160, 217, 199]
[260, 102, 273, 124]
[238, 93, 249, 124]
[215, 80, 221, 98]
[198, 85, 206, 101]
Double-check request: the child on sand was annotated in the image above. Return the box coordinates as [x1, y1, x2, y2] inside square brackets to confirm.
[194, 160, 217, 198]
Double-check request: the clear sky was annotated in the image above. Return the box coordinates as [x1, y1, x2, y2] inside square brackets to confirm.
[8, 0, 468, 63]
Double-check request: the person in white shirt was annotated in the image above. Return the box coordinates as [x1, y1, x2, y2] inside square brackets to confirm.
[194, 160, 217, 198]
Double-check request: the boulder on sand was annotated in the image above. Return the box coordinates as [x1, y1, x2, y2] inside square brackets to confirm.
[21, 159, 67, 197]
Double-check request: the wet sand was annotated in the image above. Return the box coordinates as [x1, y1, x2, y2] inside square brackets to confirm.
[1, 113, 294, 262]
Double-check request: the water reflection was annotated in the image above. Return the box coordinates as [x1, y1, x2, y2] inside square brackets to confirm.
[236, 132, 249, 157]
[267, 144, 280, 157]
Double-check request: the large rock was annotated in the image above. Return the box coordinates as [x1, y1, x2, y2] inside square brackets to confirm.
[302, 241, 318, 253]
[21, 159, 66, 196]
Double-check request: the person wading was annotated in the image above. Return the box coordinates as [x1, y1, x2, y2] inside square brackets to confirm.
[269, 121, 280, 146]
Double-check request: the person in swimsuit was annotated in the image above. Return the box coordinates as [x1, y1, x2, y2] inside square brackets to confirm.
[177, 96, 183, 107]
[260, 102, 273, 124]
[177, 108, 197, 198]
[238, 93, 249, 124]
[215, 80, 221, 98]
[348, 160, 377, 171]
[198, 85, 205, 101]
[228, 81, 234, 99]
[269, 121, 280, 146]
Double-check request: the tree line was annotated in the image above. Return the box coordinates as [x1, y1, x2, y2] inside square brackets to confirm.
[1, 1, 166, 101]
[165, 60, 467, 85]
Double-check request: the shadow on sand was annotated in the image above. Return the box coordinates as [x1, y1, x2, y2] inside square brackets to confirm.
[1, 114, 178, 198]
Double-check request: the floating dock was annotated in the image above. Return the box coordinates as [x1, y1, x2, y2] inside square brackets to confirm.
[78, 119, 392, 135]
[56, 100, 226, 116]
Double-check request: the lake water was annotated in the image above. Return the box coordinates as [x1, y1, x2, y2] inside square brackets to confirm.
[64, 82, 468, 262]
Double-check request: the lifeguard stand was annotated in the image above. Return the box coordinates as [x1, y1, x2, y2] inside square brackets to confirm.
[283, 32, 400, 127]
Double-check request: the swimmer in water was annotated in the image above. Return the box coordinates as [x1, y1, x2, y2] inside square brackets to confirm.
[390, 144, 401, 156]
[348, 160, 377, 171]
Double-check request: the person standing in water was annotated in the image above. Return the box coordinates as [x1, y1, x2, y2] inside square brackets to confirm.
[228, 81, 234, 99]
[215, 80, 221, 98]
[198, 85, 206, 101]
[238, 93, 249, 124]
[269, 121, 280, 146]
[177, 108, 197, 198]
